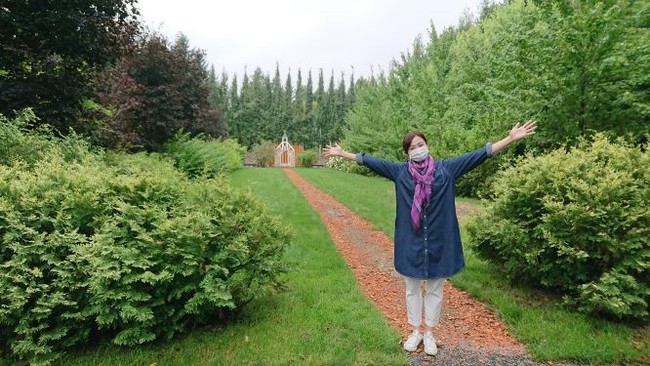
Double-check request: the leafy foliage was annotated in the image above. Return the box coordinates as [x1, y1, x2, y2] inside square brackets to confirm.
[466, 135, 649, 321]
[252, 141, 276, 167]
[0, 0, 140, 134]
[0, 109, 98, 168]
[326, 156, 372, 176]
[341, 0, 649, 196]
[0, 115, 291, 364]
[165, 132, 244, 178]
[94, 33, 227, 151]
[297, 150, 319, 167]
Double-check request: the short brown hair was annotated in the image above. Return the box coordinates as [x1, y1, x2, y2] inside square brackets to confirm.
[402, 131, 428, 154]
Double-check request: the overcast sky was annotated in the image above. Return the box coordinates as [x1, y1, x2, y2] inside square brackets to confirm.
[136, 0, 485, 82]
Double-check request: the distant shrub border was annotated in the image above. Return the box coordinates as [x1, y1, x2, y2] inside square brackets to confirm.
[467, 134, 649, 321]
[0, 115, 292, 365]
[165, 131, 245, 177]
[297, 149, 319, 167]
[251, 141, 276, 167]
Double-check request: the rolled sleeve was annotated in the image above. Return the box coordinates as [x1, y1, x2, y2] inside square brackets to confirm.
[485, 142, 493, 157]
[355, 152, 364, 165]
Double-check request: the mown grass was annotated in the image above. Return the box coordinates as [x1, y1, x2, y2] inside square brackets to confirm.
[49, 168, 406, 366]
[295, 167, 649, 365]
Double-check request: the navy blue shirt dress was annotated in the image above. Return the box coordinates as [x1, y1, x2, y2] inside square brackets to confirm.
[356, 144, 493, 280]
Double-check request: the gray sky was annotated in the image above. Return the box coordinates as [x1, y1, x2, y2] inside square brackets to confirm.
[136, 0, 485, 82]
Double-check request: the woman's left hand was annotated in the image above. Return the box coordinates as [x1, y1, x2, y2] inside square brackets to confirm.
[510, 120, 537, 141]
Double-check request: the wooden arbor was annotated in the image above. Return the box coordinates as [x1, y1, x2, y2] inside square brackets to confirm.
[274, 132, 295, 167]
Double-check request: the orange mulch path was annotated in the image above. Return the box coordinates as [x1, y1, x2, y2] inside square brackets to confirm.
[283, 168, 527, 355]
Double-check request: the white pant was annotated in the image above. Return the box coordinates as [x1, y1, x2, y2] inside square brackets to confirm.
[404, 276, 445, 328]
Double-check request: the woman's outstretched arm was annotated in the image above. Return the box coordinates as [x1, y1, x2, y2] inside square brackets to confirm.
[323, 143, 402, 181]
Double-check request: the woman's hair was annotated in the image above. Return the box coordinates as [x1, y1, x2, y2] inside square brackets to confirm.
[402, 131, 428, 154]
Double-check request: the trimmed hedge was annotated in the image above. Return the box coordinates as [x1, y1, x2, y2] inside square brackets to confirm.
[0, 115, 292, 364]
[467, 135, 649, 321]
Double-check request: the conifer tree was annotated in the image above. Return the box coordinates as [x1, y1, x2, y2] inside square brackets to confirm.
[271, 64, 285, 141]
[227, 74, 239, 138]
[316, 68, 326, 107]
[348, 72, 357, 107]
[304, 70, 315, 147]
[306, 69, 314, 113]
[291, 69, 307, 145]
[336, 72, 349, 141]
[284, 70, 293, 131]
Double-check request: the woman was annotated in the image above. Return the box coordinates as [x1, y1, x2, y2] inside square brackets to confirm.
[323, 120, 537, 355]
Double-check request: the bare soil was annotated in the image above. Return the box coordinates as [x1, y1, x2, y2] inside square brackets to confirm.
[283, 168, 533, 363]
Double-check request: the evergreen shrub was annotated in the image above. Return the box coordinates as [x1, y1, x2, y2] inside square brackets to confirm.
[0, 116, 291, 364]
[297, 150, 318, 167]
[0, 109, 96, 168]
[165, 132, 244, 178]
[466, 135, 649, 321]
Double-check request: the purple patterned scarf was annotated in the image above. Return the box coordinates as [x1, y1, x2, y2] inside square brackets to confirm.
[408, 156, 435, 232]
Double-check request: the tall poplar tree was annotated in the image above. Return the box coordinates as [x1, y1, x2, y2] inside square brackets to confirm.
[270, 64, 286, 140]
[284, 70, 293, 131]
[291, 69, 307, 145]
[228, 74, 240, 138]
[304, 70, 315, 147]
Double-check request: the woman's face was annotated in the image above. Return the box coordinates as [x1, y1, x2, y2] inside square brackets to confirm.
[408, 136, 428, 153]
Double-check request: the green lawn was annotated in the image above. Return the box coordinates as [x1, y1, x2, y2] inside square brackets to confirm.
[49, 167, 406, 366]
[295, 167, 649, 365]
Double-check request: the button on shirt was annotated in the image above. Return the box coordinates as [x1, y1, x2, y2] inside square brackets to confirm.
[356, 145, 493, 279]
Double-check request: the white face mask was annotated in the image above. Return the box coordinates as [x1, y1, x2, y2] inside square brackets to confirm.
[409, 146, 429, 162]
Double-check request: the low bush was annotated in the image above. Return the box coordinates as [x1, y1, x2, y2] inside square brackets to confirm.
[252, 141, 276, 167]
[326, 155, 373, 175]
[297, 150, 319, 167]
[466, 134, 649, 321]
[165, 132, 244, 178]
[0, 109, 97, 168]
[0, 119, 291, 365]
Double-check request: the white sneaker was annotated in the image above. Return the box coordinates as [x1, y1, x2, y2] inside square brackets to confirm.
[423, 332, 438, 355]
[403, 330, 422, 352]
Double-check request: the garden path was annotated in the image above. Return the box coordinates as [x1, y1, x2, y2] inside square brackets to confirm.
[283, 168, 546, 365]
